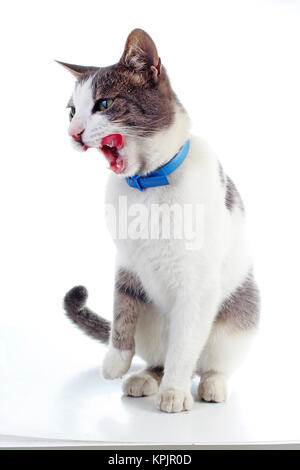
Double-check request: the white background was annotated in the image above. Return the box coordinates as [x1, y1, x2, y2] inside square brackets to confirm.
[1, 0, 300, 445]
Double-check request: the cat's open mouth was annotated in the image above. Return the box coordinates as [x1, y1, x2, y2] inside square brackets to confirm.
[100, 134, 124, 174]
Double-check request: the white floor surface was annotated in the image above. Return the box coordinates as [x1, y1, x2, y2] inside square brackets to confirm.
[1, 299, 300, 446]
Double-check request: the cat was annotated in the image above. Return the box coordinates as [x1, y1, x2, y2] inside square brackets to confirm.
[60, 28, 260, 413]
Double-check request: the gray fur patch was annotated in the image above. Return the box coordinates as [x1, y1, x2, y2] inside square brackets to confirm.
[147, 366, 164, 384]
[217, 163, 244, 213]
[87, 63, 176, 137]
[116, 268, 149, 303]
[63, 286, 111, 343]
[112, 268, 149, 350]
[225, 176, 245, 212]
[216, 271, 260, 331]
[218, 161, 225, 186]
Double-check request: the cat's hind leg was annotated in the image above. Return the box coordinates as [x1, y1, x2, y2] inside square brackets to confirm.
[198, 371, 228, 403]
[197, 325, 257, 402]
[123, 367, 163, 397]
[198, 272, 260, 402]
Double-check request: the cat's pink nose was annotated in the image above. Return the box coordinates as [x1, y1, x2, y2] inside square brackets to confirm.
[71, 130, 84, 142]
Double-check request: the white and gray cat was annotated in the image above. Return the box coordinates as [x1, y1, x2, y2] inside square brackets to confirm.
[61, 29, 260, 413]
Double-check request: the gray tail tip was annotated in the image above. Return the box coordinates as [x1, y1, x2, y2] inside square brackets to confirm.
[64, 285, 88, 311]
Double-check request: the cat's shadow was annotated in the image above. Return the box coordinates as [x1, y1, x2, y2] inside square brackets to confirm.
[55, 362, 159, 438]
[54, 364, 233, 441]
[57, 362, 142, 405]
[56, 362, 200, 422]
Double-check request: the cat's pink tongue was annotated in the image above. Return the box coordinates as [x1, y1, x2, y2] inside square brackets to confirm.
[100, 134, 124, 174]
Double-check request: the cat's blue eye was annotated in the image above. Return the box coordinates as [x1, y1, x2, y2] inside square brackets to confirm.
[95, 98, 113, 112]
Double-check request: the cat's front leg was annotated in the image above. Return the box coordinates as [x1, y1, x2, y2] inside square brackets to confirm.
[156, 285, 219, 412]
[102, 268, 148, 379]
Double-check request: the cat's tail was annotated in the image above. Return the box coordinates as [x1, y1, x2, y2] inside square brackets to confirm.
[63, 286, 111, 344]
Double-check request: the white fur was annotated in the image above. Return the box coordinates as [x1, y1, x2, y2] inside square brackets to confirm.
[156, 388, 193, 413]
[198, 372, 228, 403]
[122, 371, 159, 397]
[102, 346, 133, 379]
[71, 78, 257, 412]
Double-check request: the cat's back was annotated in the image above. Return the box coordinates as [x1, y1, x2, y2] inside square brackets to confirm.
[182, 135, 252, 301]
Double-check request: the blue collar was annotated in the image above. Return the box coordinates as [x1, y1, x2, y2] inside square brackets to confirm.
[125, 139, 190, 191]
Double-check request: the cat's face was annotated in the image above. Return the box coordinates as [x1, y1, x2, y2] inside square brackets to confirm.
[59, 29, 190, 176]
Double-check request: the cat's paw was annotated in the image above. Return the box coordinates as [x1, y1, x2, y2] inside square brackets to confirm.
[123, 373, 159, 397]
[198, 373, 228, 403]
[156, 388, 193, 413]
[102, 347, 133, 379]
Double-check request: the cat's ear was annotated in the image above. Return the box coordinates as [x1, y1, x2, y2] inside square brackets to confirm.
[55, 60, 98, 79]
[120, 29, 161, 82]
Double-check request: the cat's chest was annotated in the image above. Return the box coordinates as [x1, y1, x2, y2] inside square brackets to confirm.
[111, 192, 181, 283]
[105, 179, 187, 305]
[105, 177, 181, 247]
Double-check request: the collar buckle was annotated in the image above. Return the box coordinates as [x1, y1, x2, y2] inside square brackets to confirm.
[132, 175, 144, 191]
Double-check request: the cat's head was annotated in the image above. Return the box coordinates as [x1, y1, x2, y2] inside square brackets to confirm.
[58, 29, 190, 177]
